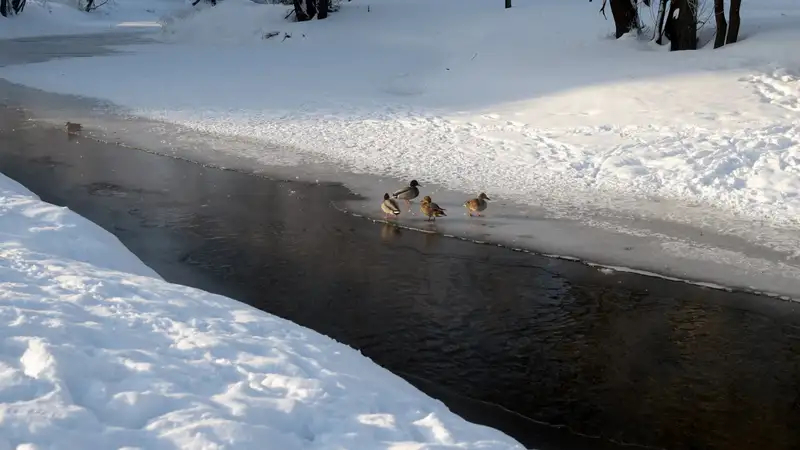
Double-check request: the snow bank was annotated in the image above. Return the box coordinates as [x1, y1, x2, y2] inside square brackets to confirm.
[0, 172, 523, 449]
[156, 0, 800, 230]
[0, 0, 189, 39]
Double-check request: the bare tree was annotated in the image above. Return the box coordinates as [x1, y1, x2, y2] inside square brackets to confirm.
[595, 0, 649, 39]
[610, 0, 638, 38]
[726, 0, 741, 44]
[306, 0, 317, 19]
[1, 0, 25, 16]
[664, 0, 697, 50]
[291, 0, 342, 21]
[709, 0, 742, 48]
[609, 0, 745, 50]
[713, 0, 727, 47]
[654, 0, 668, 43]
[293, 0, 309, 21]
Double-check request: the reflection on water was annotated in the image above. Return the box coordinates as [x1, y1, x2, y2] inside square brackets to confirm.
[381, 222, 402, 243]
[2, 111, 800, 450]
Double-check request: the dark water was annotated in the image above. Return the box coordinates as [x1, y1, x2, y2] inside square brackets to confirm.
[0, 32, 155, 67]
[2, 108, 800, 450]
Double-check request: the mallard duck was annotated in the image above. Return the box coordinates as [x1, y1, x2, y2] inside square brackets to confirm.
[464, 192, 491, 217]
[392, 179, 421, 211]
[420, 195, 446, 222]
[381, 193, 401, 219]
[66, 122, 82, 135]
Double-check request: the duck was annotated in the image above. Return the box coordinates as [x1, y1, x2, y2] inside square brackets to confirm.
[420, 195, 446, 222]
[381, 193, 401, 219]
[392, 179, 421, 211]
[66, 122, 82, 135]
[464, 192, 491, 217]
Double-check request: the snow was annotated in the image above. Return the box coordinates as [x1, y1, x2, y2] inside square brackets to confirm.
[0, 0, 189, 39]
[0, 172, 523, 449]
[2, 0, 800, 295]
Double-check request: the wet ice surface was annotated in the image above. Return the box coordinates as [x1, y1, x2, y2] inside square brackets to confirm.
[17, 91, 800, 300]
[2, 32, 800, 300]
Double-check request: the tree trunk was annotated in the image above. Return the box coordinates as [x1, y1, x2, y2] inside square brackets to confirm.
[713, 0, 727, 48]
[0, 0, 8, 17]
[610, 0, 637, 38]
[85, 0, 94, 12]
[655, 0, 668, 44]
[306, 0, 317, 19]
[666, 0, 697, 51]
[293, 0, 309, 21]
[726, 0, 741, 44]
[318, 0, 328, 19]
[505, 0, 511, 9]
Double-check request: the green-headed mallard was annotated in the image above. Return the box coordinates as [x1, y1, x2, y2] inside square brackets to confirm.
[381, 193, 401, 219]
[464, 192, 491, 217]
[392, 179, 421, 211]
[420, 195, 446, 222]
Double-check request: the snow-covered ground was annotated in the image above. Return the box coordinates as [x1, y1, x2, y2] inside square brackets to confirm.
[0, 0, 190, 39]
[0, 171, 524, 448]
[2, 0, 800, 296]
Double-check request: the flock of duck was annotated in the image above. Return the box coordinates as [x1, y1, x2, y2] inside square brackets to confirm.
[380, 179, 491, 222]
